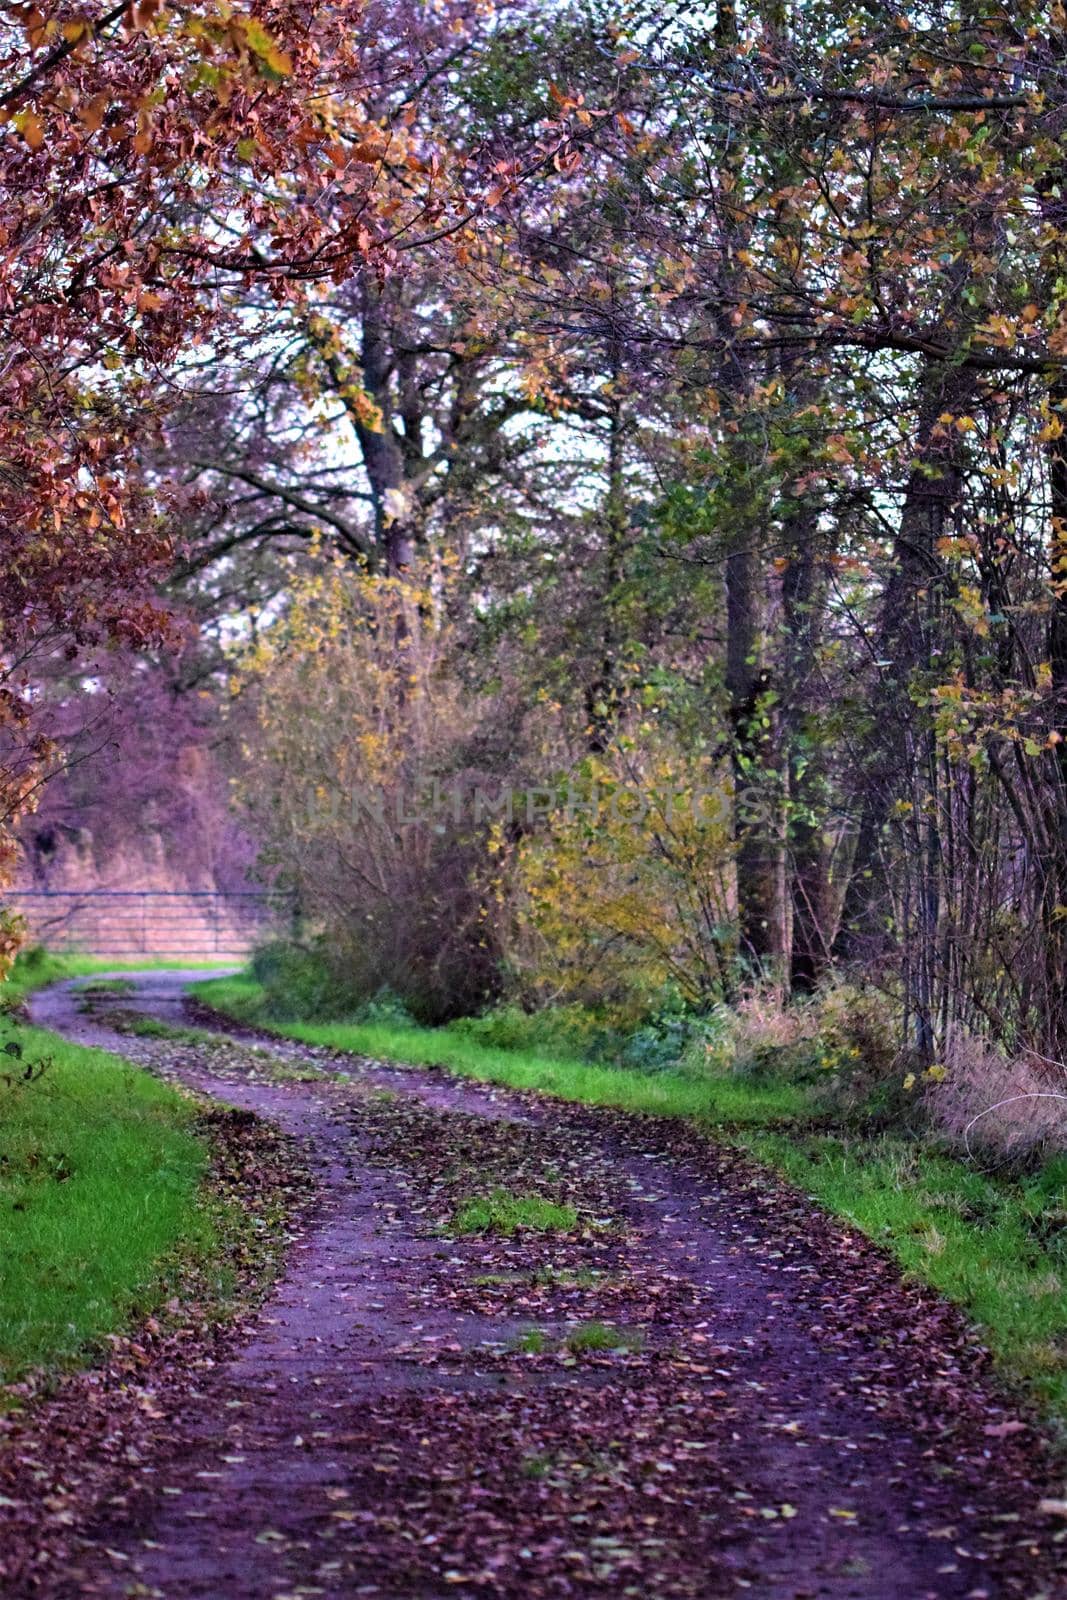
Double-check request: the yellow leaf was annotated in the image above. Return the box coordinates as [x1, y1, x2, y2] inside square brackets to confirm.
[17, 110, 44, 149]
[79, 92, 108, 132]
[237, 16, 292, 76]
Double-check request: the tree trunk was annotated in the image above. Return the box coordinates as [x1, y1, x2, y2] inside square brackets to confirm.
[716, 0, 786, 980]
[358, 281, 418, 576]
[1041, 372, 1067, 1054]
[585, 341, 627, 754]
[780, 499, 831, 992]
[834, 361, 973, 980]
[1039, 19, 1067, 1055]
[726, 522, 786, 975]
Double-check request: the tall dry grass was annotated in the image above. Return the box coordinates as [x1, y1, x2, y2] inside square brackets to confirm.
[926, 1030, 1067, 1164]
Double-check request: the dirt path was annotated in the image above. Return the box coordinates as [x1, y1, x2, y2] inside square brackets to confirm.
[20, 973, 1067, 1600]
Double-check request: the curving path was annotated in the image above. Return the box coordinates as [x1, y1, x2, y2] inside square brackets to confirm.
[15, 971, 1067, 1600]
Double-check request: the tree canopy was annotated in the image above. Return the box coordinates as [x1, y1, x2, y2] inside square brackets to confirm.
[6, 0, 1067, 1073]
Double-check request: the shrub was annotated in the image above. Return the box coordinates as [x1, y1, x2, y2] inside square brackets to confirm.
[799, 982, 911, 1123]
[250, 940, 347, 1020]
[232, 561, 508, 1026]
[453, 993, 736, 1076]
[249, 944, 423, 1029]
[618, 994, 730, 1075]
[510, 743, 736, 1014]
[814, 982, 898, 1077]
[351, 988, 418, 1029]
[451, 1003, 625, 1062]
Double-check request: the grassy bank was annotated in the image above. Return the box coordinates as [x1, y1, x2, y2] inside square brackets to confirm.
[195, 972, 1067, 1426]
[744, 1131, 1067, 1421]
[0, 951, 236, 1386]
[0, 1020, 208, 1384]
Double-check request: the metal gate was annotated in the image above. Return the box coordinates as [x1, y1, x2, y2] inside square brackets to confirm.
[2, 888, 285, 960]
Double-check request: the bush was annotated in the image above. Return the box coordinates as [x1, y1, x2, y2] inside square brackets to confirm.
[249, 943, 423, 1028]
[250, 940, 347, 1020]
[795, 982, 910, 1124]
[232, 561, 507, 1027]
[456, 989, 824, 1081]
[454, 992, 743, 1076]
[618, 995, 730, 1075]
[510, 744, 735, 1014]
[620, 1015, 705, 1073]
[1, 945, 52, 1013]
[451, 1003, 626, 1062]
[674, 981, 912, 1126]
[351, 988, 418, 1030]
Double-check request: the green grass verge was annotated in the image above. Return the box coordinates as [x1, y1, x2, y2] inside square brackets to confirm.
[195, 972, 1067, 1428]
[193, 977, 807, 1126]
[0, 1018, 209, 1384]
[743, 1131, 1067, 1421]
